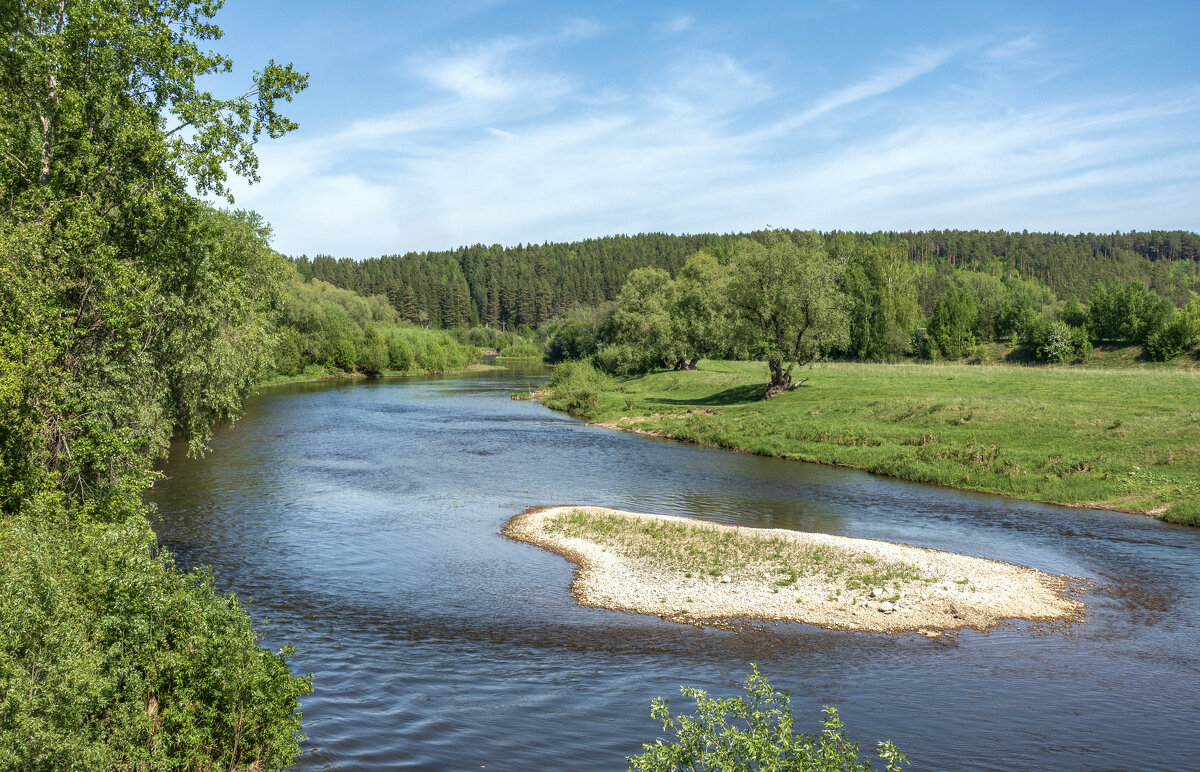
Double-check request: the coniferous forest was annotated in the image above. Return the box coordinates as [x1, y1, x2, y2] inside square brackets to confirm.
[294, 229, 1200, 370]
[294, 230, 1200, 330]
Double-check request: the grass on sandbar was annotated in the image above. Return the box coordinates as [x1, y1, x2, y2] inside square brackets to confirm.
[543, 510, 937, 594]
[540, 360, 1200, 515]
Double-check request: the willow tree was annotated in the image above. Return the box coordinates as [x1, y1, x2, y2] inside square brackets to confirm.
[727, 233, 849, 398]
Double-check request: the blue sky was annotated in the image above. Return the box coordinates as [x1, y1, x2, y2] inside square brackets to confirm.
[207, 1, 1200, 258]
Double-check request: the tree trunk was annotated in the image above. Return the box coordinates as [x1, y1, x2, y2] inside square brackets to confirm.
[765, 361, 792, 399]
[765, 361, 808, 398]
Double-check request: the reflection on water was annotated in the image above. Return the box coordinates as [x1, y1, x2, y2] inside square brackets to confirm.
[147, 368, 1200, 771]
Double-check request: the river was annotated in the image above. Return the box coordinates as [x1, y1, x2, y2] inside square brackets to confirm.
[146, 365, 1200, 770]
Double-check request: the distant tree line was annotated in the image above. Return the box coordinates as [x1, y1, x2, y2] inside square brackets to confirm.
[269, 273, 479, 379]
[292, 229, 1200, 333]
[537, 232, 1200, 395]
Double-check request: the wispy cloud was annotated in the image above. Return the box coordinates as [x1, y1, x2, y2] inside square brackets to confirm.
[659, 12, 694, 34]
[230, 27, 1200, 257]
[762, 46, 956, 138]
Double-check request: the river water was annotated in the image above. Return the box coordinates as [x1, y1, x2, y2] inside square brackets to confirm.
[146, 365, 1200, 771]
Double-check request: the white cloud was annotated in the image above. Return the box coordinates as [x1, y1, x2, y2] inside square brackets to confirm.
[231, 31, 1200, 257]
[659, 12, 694, 34]
[762, 46, 956, 138]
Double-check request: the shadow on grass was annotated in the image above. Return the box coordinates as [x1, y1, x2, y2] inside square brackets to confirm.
[646, 383, 768, 406]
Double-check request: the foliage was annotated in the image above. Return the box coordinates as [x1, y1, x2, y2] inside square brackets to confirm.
[927, 287, 978, 359]
[832, 238, 921, 361]
[1145, 298, 1199, 361]
[451, 326, 542, 357]
[628, 665, 906, 772]
[727, 233, 849, 396]
[0, 514, 311, 771]
[543, 305, 614, 364]
[543, 361, 619, 412]
[1162, 501, 1200, 526]
[268, 272, 478, 378]
[1027, 319, 1092, 363]
[1087, 281, 1174, 343]
[296, 230, 1200, 335]
[0, 1, 312, 766]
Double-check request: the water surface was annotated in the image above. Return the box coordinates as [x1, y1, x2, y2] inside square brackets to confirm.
[147, 366, 1200, 770]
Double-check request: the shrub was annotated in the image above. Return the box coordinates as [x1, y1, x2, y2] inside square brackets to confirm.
[1145, 314, 1197, 362]
[592, 343, 658, 376]
[498, 340, 543, 358]
[1163, 501, 1200, 527]
[272, 329, 305, 376]
[0, 516, 311, 771]
[387, 337, 414, 371]
[546, 360, 618, 412]
[628, 665, 906, 771]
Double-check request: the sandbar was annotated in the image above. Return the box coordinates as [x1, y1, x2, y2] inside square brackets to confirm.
[503, 506, 1085, 634]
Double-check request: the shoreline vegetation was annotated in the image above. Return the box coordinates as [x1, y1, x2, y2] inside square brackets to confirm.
[533, 360, 1200, 524]
[257, 361, 496, 389]
[504, 506, 1084, 634]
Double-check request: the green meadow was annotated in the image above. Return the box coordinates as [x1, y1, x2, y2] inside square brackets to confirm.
[541, 360, 1200, 520]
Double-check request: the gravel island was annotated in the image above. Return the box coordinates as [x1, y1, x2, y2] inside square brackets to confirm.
[503, 506, 1085, 634]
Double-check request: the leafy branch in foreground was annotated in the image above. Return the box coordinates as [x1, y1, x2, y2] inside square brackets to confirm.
[629, 665, 906, 772]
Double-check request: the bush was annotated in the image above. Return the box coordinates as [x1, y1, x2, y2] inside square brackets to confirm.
[1027, 319, 1091, 363]
[1145, 314, 1197, 362]
[1163, 501, 1200, 527]
[272, 329, 304, 376]
[387, 337, 414, 371]
[545, 360, 618, 412]
[0, 516, 311, 771]
[592, 343, 658, 376]
[545, 319, 598, 364]
[498, 340, 543, 358]
[628, 665, 906, 772]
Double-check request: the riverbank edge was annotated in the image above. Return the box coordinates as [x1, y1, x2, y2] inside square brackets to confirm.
[503, 506, 1086, 635]
[524, 387, 1177, 520]
[256, 362, 498, 389]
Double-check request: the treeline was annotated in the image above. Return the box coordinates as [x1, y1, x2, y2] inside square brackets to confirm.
[269, 273, 479, 379]
[546, 233, 1200, 397]
[0, 3, 312, 770]
[293, 229, 1200, 331]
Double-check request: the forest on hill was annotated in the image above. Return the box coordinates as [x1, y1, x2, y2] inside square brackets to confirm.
[293, 229, 1200, 331]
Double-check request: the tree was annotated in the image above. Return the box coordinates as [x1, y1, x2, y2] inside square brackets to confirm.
[727, 234, 849, 398]
[671, 250, 734, 367]
[0, 3, 312, 768]
[927, 287, 978, 359]
[838, 241, 920, 361]
[0, 0, 307, 518]
[609, 268, 679, 370]
[628, 665, 907, 772]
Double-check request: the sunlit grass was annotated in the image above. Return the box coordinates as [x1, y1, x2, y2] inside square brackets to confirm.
[543, 510, 935, 592]
[542, 359, 1200, 514]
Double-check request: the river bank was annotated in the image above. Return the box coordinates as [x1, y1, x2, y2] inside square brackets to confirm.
[504, 506, 1085, 634]
[534, 360, 1200, 522]
[257, 361, 499, 388]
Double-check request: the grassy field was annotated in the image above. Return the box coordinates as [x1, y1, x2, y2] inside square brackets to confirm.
[540, 360, 1200, 519]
